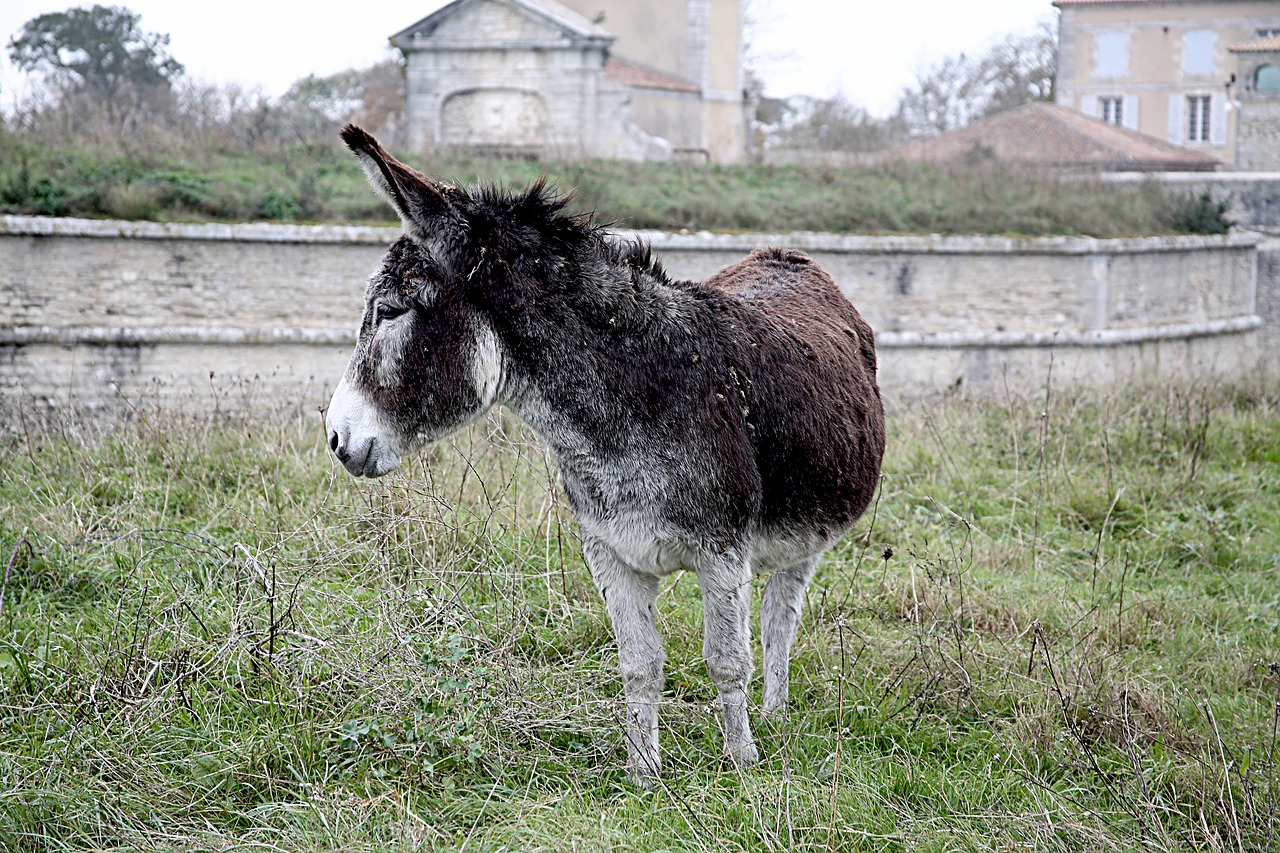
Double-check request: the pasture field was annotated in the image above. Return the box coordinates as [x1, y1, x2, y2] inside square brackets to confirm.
[1, 378, 1278, 852]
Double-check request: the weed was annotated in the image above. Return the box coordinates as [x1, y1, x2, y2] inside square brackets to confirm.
[102, 181, 163, 220]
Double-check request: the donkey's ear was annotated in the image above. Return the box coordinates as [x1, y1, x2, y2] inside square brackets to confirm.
[340, 124, 455, 243]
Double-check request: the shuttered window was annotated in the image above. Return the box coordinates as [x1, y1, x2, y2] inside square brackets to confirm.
[1099, 96, 1124, 125]
[1186, 95, 1211, 142]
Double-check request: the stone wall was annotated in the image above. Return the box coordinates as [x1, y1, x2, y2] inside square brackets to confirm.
[1236, 98, 1280, 172]
[0, 215, 1265, 422]
[1099, 173, 1280, 362]
[0, 217, 381, 423]
[1102, 171, 1280, 234]
[1257, 237, 1280, 365]
[645, 230, 1264, 400]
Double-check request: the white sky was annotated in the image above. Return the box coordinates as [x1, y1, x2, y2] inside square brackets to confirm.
[0, 0, 1055, 118]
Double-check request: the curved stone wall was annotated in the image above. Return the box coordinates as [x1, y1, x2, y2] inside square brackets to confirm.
[645, 229, 1264, 400]
[0, 216, 1264, 420]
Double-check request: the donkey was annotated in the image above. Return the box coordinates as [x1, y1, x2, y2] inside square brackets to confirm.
[325, 124, 886, 784]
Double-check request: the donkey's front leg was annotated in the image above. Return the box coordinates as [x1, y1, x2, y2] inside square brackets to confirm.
[697, 544, 759, 767]
[583, 538, 665, 785]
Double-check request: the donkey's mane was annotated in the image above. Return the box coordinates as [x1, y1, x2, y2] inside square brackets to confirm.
[603, 238, 671, 286]
[462, 179, 671, 287]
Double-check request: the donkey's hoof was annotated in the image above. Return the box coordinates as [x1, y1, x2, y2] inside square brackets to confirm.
[626, 765, 660, 790]
[727, 740, 760, 768]
[625, 750, 662, 789]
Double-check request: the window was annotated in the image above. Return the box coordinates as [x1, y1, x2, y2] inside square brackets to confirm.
[1257, 28, 1280, 38]
[1187, 95, 1211, 142]
[1099, 96, 1124, 125]
[1256, 63, 1280, 94]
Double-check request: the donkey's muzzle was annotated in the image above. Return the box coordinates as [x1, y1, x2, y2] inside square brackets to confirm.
[325, 376, 403, 478]
[327, 423, 402, 478]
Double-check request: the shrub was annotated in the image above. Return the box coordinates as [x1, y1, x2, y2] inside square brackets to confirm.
[1163, 190, 1233, 235]
[102, 181, 162, 220]
[256, 187, 301, 220]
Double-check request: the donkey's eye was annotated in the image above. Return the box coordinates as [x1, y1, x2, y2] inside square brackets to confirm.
[375, 302, 409, 325]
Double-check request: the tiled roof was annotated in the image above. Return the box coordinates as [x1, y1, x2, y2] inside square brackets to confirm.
[879, 102, 1221, 171]
[1230, 34, 1280, 52]
[605, 57, 701, 94]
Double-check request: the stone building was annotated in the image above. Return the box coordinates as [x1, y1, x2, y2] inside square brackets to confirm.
[1230, 34, 1280, 170]
[390, 0, 749, 162]
[1053, 0, 1280, 169]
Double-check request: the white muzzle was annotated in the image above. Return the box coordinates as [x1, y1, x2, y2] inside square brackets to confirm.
[325, 375, 403, 478]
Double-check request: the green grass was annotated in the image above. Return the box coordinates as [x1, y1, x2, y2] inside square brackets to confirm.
[1, 379, 1278, 851]
[0, 130, 1231, 236]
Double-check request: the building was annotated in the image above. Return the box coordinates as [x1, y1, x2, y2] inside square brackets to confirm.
[1231, 34, 1280, 169]
[879, 101, 1221, 170]
[390, 0, 749, 162]
[1053, 0, 1280, 169]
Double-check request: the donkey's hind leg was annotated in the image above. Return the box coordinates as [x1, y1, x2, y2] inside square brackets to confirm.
[760, 554, 821, 718]
[583, 538, 665, 786]
[697, 545, 759, 767]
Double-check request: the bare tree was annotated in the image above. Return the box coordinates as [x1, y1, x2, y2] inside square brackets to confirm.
[896, 24, 1056, 138]
[981, 24, 1057, 115]
[762, 94, 905, 153]
[748, 16, 1053, 155]
[275, 58, 403, 143]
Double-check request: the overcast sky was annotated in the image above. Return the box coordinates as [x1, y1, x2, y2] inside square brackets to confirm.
[0, 0, 1055, 118]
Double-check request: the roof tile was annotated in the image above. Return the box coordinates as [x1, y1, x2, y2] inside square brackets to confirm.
[605, 57, 700, 93]
[1230, 34, 1280, 52]
[879, 102, 1221, 171]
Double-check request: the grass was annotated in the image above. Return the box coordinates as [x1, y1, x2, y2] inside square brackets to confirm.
[0, 130, 1232, 236]
[1, 377, 1278, 851]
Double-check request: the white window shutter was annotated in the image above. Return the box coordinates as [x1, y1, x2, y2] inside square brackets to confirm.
[1210, 93, 1227, 146]
[1122, 95, 1139, 130]
[1169, 94, 1185, 144]
[1080, 95, 1098, 118]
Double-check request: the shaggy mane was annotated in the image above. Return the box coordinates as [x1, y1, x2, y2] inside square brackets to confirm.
[605, 238, 671, 285]
[463, 179, 671, 285]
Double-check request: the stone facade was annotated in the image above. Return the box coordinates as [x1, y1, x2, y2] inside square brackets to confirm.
[392, 0, 748, 162]
[1054, 0, 1280, 169]
[1232, 40, 1280, 171]
[0, 216, 1266, 422]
